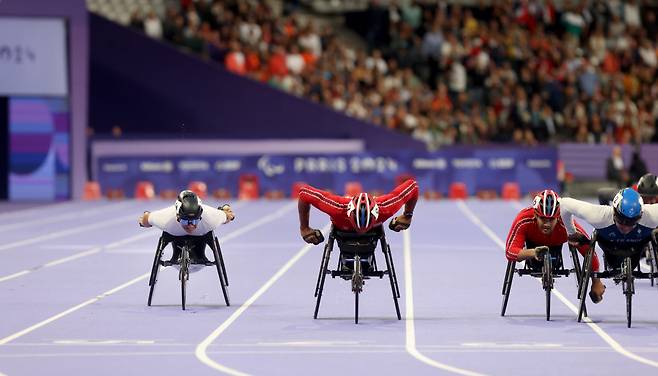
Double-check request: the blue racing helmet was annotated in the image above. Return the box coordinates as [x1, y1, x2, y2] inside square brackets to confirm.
[612, 188, 643, 225]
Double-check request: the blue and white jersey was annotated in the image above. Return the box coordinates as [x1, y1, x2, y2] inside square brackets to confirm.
[560, 198, 658, 251]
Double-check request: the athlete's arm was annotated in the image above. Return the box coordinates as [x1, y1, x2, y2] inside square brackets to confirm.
[146, 206, 176, 230]
[560, 197, 612, 234]
[378, 179, 419, 224]
[298, 185, 343, 244]
[505, 213, 542, 261]
[640, 204, 658, 228]
[574, 220, 600, 271]
[298, 185, 346, 217]
[200, 204, 229, 227]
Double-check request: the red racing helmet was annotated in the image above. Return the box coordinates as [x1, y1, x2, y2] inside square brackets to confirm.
[533, 189, 560, 219]
[347, 193, 380, 233]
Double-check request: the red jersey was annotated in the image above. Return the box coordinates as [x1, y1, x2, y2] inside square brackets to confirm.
[299, 179, 419, 231]
[506, 207, 600, 271]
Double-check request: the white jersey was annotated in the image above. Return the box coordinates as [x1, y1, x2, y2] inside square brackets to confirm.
[148, 204, 228, 236]
[560, 197, 658, 234]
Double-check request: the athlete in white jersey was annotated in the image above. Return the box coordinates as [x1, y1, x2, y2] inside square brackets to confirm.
[138, 190, 235, 263]
[560, 188, 658, 303]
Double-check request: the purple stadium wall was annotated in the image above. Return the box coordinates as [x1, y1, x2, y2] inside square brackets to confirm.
[88, 14, 424, 151]
[0, 0, 88, 199]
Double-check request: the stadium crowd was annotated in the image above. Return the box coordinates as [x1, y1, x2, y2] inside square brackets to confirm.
[127, 0, 658, 149]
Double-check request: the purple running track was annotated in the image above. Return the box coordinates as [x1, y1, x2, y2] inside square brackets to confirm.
[0, 199, 657, 376]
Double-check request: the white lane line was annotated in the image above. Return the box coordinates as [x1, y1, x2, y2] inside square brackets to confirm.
[0, 214, 139, 252]
[457, 200, 658, 369]
[0, 200, 83, 219]
[0, 274, 148, 345]
[0, 270, 30, 283]
[403, 230, 488, 376]
[195, 223, 332, 376]
[0, 202, 250, 283]
[0, 201, 134, 233]
[9, 342, 654, 351]
[37, 245, 99, 250]
[0, 202, 293, 345]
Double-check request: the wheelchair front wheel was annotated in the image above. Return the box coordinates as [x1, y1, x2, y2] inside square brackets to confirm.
[623, 257, 634, 328]
[543, 252, 553, 321]
[180, 245, 190, 311]
[626, 291, 632, 328]
[353, 255, 362, 324]
[355, 290, 359, 324]
[181, 275, 187, 310]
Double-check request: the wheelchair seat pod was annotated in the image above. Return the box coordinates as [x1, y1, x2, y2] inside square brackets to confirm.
[147, 230, 230, 310]
[313, 225, 401, 323]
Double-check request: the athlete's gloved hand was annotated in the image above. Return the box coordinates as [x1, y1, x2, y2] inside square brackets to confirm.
[301, 228, 324, 245]
[138, 211, 151, 228]
[389, 215, 412, 232]
[589, 278, 606, 304]
[568, 232, 589, 246]
[220, 204, 235, 222]
[534, 246, 549, 261]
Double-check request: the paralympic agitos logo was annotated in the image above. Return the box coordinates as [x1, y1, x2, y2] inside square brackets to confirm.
[257, 156, 285, 177]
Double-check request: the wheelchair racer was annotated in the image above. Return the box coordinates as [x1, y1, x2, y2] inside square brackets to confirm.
[298, 179, 419, 244]
[598, 173, 658, 205]
[561, 188, 658, 295]
[505, 190, 605, 303]
[138, 190, 235, 264]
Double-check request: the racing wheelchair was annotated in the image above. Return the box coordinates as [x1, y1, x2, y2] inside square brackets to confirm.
[501, 244, 586, 321]
[147, 231, 230, 310]
[577, 230, 658, 328]
[313, 225, 401, 324]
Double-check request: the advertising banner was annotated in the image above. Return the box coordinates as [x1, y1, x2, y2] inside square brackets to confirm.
[96, 146, 557, 197]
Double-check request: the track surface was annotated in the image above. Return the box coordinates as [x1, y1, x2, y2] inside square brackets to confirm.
[1, 199, 658, 375]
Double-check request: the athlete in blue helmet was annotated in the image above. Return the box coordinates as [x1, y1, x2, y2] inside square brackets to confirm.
[560, 188, 658, 302]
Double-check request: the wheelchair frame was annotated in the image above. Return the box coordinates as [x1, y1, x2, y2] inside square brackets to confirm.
[313, 225, 401, 324]
[577, 230, 658, 328]
[501, 244, 585, 321]
[147, 231, 230, 310]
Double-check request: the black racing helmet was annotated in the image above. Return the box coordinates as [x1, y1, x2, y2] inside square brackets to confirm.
[175, 190, 203, 221]
[637, 173, 658, 197]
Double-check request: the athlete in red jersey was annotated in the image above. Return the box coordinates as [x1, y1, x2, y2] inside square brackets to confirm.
[298, 179, 419, 243]
[505, 190, 606, 303]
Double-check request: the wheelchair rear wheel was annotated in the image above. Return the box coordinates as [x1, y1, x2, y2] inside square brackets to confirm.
[647, 246, 656, 287]
[500, 260, 515, 316]
[214, 237, 229, 286]
[578, 248, 593, 322]
[148, 240, 164, 306]
[211, 239, 230, 306]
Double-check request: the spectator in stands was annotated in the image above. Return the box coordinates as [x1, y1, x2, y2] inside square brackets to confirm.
[628, 147, 648, 184]
[143, 11, 163, 39]
[606, 145, 628, 188]
[224, 40, 246, 75]
[114, 0, 658, 148]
